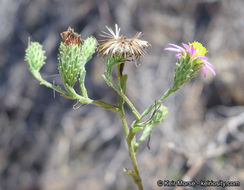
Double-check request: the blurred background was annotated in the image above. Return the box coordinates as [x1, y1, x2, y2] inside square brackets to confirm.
[0, 0, 243, 189]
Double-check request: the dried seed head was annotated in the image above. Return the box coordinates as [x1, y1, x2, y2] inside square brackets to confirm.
[60, 27, 82, 46]
[98, 24, 151, 58]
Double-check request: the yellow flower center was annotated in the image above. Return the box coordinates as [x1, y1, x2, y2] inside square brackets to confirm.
[189, 41, 207, 56]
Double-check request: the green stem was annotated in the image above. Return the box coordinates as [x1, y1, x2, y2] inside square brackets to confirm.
[79, 68, 88, 98]
[120, 107, 129, 139]
[128, 141, 143, 190]
[102, 75, 141, 119]
[139, 87, 177, 121]
[121, 93, 141, 120]
[118, 63, 129, 136]
[33, 71, 120, 113]
[74, 91, 120, 113]
[117, 64, 143, 190]
[33, 71, 72, 98]
[64, 84, 93, 104]
[67, 87, 120, 113]
[92, 100, 120, 113]
[120, 111, 143, 190]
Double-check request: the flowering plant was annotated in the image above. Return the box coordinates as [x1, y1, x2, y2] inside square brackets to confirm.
[25, 25, 215, 190]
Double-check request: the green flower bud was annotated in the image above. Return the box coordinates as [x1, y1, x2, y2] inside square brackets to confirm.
[79, 37, 98, 97]
[25, 42, 46, 72]
[58, 31, 98, 90]
[80, 37, 97, 65]
[58, 27, 85, 88]
[58, 42, 83, 87]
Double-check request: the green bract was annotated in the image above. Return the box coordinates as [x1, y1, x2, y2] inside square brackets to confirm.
[172, 54, 202, 91]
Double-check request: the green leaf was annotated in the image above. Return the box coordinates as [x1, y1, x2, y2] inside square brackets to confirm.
[120, 74, 128, 93]
[132, 126, 144, 134]
[105, 55, 124, 81]
[135, 105, 168, 151]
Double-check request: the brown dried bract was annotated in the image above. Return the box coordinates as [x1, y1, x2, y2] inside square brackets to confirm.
[60, 27, 82, 46]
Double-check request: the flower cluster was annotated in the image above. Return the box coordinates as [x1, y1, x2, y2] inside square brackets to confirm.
[25, 25, 217, 190]
[98, 24, 151, 59]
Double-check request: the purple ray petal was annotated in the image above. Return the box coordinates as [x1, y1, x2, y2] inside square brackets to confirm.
[190, 45, 196, 57]
[168, 43, 185, 52]
[202, 60, 214, 68]
[204, 63, 216, 76]
[164, 47, 182, 52]
[182, 43, 191, 53]
[176, 53, 181, 59]
[202, 66, 207, 78]
[197, 55, 208, 60]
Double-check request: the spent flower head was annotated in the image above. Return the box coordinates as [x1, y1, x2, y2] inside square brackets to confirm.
[165, 41, 216, 77]
[98, 24, 151, 59]
[60, 27, 82, 46]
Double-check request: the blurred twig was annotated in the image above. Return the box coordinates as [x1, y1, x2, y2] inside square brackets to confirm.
[175, 141, 243, 190]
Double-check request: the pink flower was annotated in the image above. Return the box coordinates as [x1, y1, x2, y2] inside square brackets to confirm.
[165, 42, 216, 77]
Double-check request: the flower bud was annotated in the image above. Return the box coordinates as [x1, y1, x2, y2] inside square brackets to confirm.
[79, 37, 97, 97]
[58, 42, 83, 87]
[25, 42, 46, 72]
[58, 27, 83, 87]
[80, 37, 97, 65]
